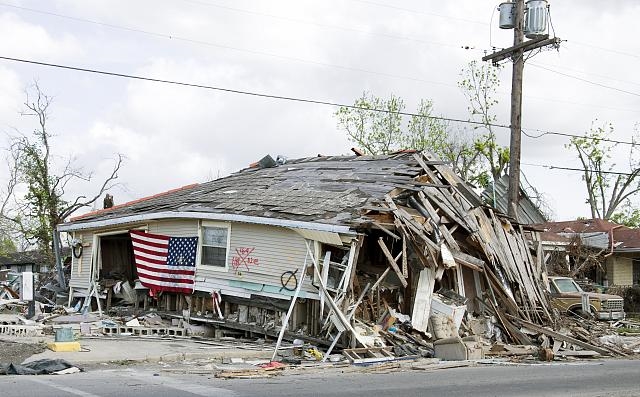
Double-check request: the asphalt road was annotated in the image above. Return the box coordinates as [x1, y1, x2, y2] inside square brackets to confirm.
[3, 359, 640, 397]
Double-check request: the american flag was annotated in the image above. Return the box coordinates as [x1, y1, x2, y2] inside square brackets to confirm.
[130, 230, 198, 294]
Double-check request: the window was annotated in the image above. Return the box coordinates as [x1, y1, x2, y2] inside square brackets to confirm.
[201, 225, 229, 268]
[553, 278, 582, 293]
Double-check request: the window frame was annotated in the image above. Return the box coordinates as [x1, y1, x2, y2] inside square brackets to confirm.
[198, 221, 231, 271]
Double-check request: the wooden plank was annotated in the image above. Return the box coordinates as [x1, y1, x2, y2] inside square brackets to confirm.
[320, 251, 331, 318]
[385, 195, 433, 243]
[370, 268, 391, 291]
[513, 318, 612, 356]
[490, 214, 535, 320]
[451, 251, 486, 268]
[450, 253, 483, 272]
[402, 235, 408, 278]
[347, 235, 364, 296]
[377, 238, 408, 288]
[411, 267, 435, 332]
[556, 350, 601, 357]
[416, 191, 442, 222]
[422, 187, 469, 230]
[343, 347, 394, 364]
[418, 152, 483, 207]
[482, 264, 520, 314]
[371, 221, 401, 240]
[439, 224, 461, 252]
[516, 225, 552, 322]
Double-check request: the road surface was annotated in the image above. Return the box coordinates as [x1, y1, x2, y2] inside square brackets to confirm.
[2, 359, 639, 397]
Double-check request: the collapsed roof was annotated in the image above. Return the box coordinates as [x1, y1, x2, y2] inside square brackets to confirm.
[65, 152, 429, 229]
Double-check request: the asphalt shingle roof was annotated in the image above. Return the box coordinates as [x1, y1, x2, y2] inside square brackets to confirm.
[67, 153, 428, 228]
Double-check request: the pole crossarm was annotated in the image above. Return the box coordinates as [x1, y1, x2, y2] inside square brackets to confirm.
[482, 36, 561, 65]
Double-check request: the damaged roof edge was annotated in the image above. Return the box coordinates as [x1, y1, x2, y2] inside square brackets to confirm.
[57, 211, 357, 235]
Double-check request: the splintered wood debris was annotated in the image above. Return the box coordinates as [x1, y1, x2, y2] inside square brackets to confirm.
[291, 151, 635, 364]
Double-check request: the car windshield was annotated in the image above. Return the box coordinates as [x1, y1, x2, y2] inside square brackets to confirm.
[554, 278, 582, 293]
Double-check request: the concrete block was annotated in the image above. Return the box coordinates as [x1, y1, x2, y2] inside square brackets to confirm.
[47, 341, 81, 352]
[0, 314, 24, 325]
[0, 324, 44, 337]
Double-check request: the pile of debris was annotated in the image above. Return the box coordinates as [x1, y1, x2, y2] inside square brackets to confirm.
[270, 152, 636, 363]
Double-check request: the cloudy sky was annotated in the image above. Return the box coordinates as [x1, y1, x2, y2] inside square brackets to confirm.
[0, 0, 638, 221]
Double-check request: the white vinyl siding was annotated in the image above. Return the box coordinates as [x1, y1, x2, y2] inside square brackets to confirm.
[195, 223, 319, 297]
[148, 220, 198, 237]
[69, 232, 93, 290]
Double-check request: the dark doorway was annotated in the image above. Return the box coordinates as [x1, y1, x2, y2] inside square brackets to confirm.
[99, 233, 136, 282]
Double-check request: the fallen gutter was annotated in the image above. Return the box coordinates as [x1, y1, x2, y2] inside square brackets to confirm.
[604, 225, 624, 258]
[57, 211, 356, 235]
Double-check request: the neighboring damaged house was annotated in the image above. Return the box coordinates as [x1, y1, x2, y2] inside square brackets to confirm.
[0, 249, 67, 275]
[59, 152, 552, 344]
[534, 219, 640, 286]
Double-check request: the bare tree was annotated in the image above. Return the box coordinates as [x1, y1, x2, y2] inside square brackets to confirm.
[568, 122, 640, 220]
[1, 82, 123, 252]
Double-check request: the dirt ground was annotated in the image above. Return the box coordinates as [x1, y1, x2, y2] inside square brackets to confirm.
[0, 340, 46, 365]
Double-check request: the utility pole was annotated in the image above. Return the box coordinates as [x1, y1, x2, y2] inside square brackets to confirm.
[482, 0, 560, 220]
[508, 0, 525, 219]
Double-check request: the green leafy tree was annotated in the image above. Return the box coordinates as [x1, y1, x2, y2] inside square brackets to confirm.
[336, 62, 511, 189]
[611, 202, 640, 228]
[0, 235, 16, 256]
[335, 93, 486, 184]
[1, 82, 123, 252]
[568, 122, 640, 220]
[335, 92, 404, 155]
[458, 60, 509, 185]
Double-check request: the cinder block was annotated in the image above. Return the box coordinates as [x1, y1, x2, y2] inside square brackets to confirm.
[47, 341, 81, 352]
[0, 324, 44, 337]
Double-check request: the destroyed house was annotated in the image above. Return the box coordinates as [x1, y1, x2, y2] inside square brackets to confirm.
[59, 152, 553, 345]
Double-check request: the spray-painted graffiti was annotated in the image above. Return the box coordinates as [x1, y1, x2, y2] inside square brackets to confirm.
[231, 247, 259, 271]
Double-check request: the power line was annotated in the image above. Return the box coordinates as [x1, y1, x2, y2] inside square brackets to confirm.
[0, 2, 464, 88]
[533, 61, 640, 89]
[570, 40, 640, 61]
[529, 62, 640, 98]
[6, 2, 636, 114]
[0, 55, 501, 128]
[522, 128, 637, 146]
[2, 55, 637, 149]
[523, 162, 638, 177]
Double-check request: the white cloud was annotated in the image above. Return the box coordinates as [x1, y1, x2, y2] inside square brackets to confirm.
[0, 11, 81, 60]
[1, 0, 639, 221]
[0, 66, 22, 125]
